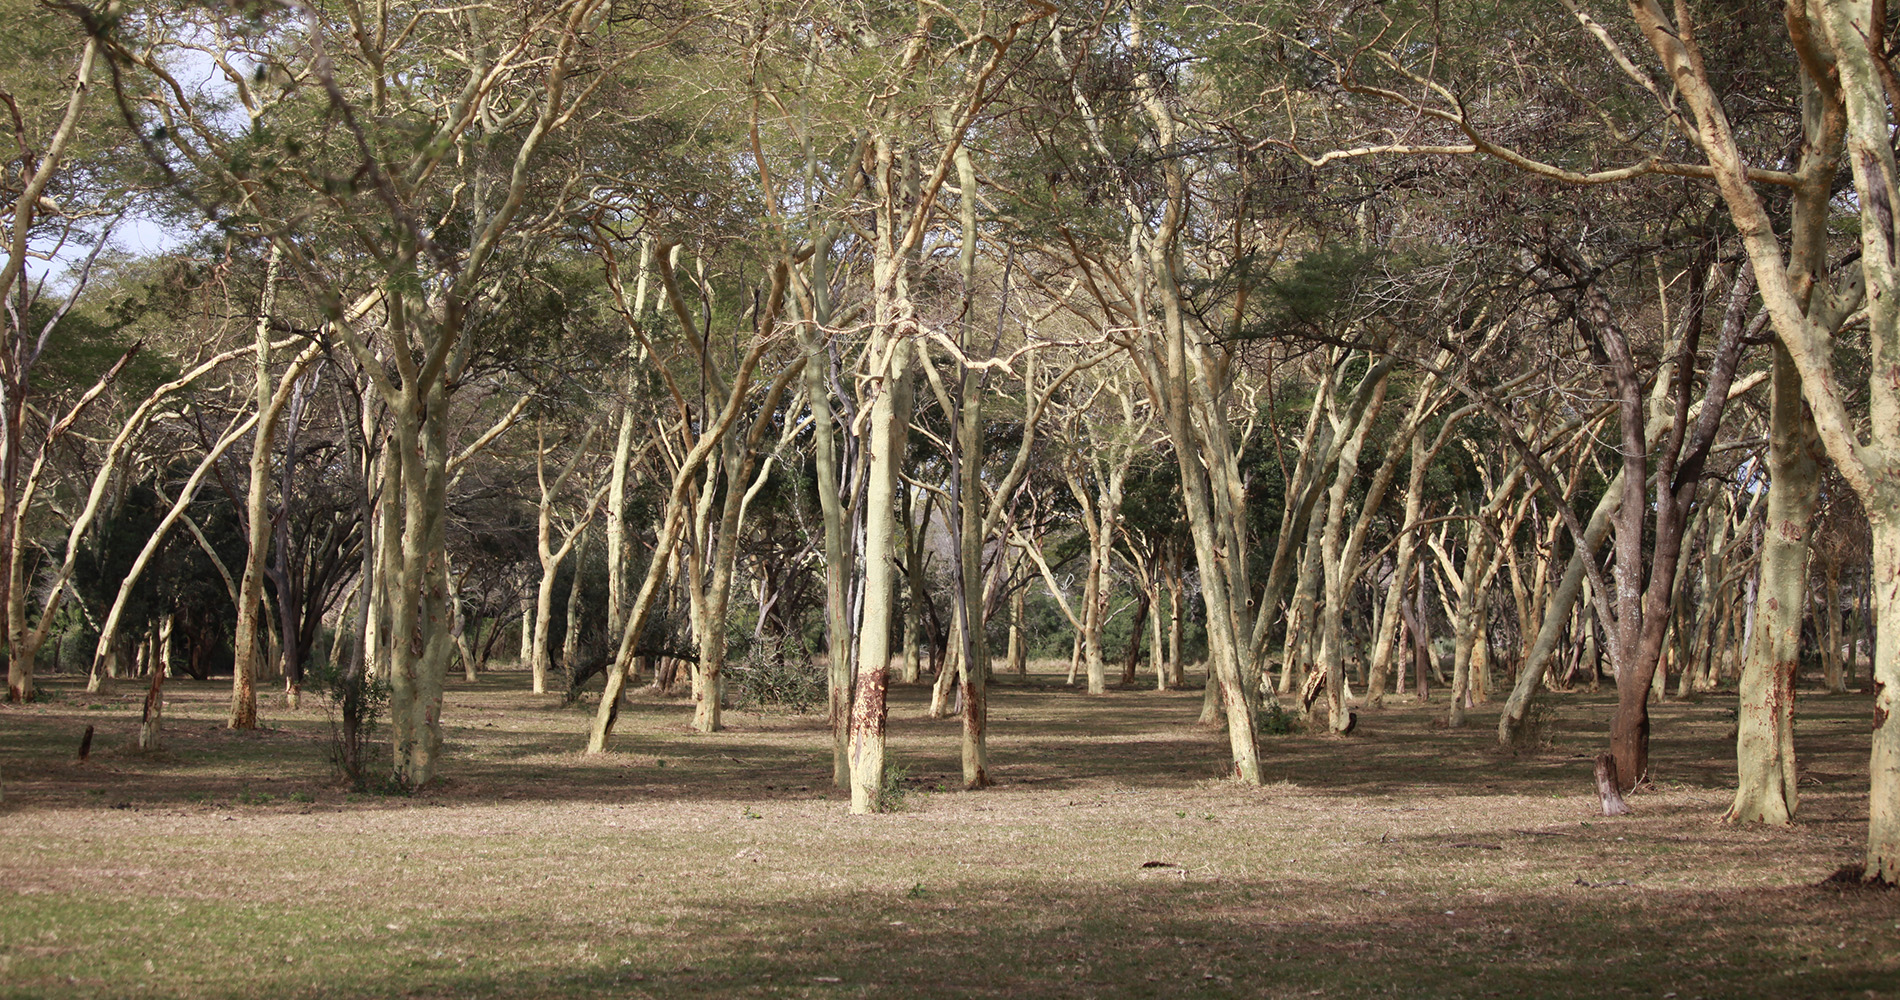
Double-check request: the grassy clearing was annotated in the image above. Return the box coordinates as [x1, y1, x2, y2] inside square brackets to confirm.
[1, 668, 1894, 999]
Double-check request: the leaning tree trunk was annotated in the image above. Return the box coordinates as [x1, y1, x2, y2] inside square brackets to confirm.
[587, 331, 787, 756]
[1316, 364, 1391, 731]
[1499, 485, 1618, 745]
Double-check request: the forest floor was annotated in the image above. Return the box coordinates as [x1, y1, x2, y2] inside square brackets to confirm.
[1, 664, 1895, 999]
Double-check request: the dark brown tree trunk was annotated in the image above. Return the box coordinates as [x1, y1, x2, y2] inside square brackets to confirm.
[138, 664, 165, 751]
[1122, 591, 1150, 687]
[1401, 583, 1431, 701]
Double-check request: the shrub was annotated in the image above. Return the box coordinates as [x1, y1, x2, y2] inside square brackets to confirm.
[1258, 699, 1299, 735]
[880, 763, 909, 812]
[309, 659, 391, 791]
[726, 636, 825, 714]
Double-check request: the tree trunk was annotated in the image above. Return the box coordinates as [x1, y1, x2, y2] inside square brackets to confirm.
[901, 484, 925, 686]
[385, 378, 454, 788]
[795, 237, 855, 791]
[1316, 364, 1389, 731]
[561, 529, 589, 692]
[1728, 349, 1819, 824]
[605, 235, 652, 646]
[1866, 514, 1900, 879]
[1278, 509, 1326, 697]
[848, 156, 916, 811]
[137, 651, 164, 751]
[1008, 581, 1026, 676]
[230, 246, 283, 730]
[517, 593, 533, 669]
[1367, 432, 1437, 708]
[1595, 754, 1632, 816]
[531, 558, 562, 695]
[955, 364, 990, 787]
[1149, 577, 1166, 690]
[1410, 574, 1432, 701]
[1500, 486, 1618, 744]
[1165, 549, 1184, 689]
[1123, 591, 1149, 687]
[368, 445, 399, 683]
[1823, 571, 1846, 694]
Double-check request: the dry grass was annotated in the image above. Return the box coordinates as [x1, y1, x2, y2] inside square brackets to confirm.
[1, 667, 1894, 999]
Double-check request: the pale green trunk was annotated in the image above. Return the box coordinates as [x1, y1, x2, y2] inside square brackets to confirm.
[230, 247, 282, 730]
[1316, 369, 1386, 731]
[387, 379, 452, 787]
[1866, 516, 1900, 877]
[849, 336, 912, 813]
[1728, 350, 1819, 824]
[1368, 435, 1432, 708]
[606, 237, 651, 643]
[531, 557, 561, 695]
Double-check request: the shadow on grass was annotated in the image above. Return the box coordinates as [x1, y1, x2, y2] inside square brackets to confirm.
[5, 872, 1892, 999]
[2, 674, 1879, 814]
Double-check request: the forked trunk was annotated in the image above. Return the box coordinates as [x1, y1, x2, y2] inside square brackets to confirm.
[385, 379, 453, 788]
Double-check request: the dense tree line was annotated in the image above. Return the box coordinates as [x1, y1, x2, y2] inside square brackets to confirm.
[4, 0, 1897, 880]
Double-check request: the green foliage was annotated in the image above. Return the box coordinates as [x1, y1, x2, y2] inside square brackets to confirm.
[70, 481, 166, 639]
[1250, 245, 1385, 339]
[548, 543, 616, 699]
[879, 764, 909, 813]
[27, 295, 175, 405]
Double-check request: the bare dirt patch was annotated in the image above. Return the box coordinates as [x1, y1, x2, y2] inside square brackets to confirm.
[1, 670, 1892, 998]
